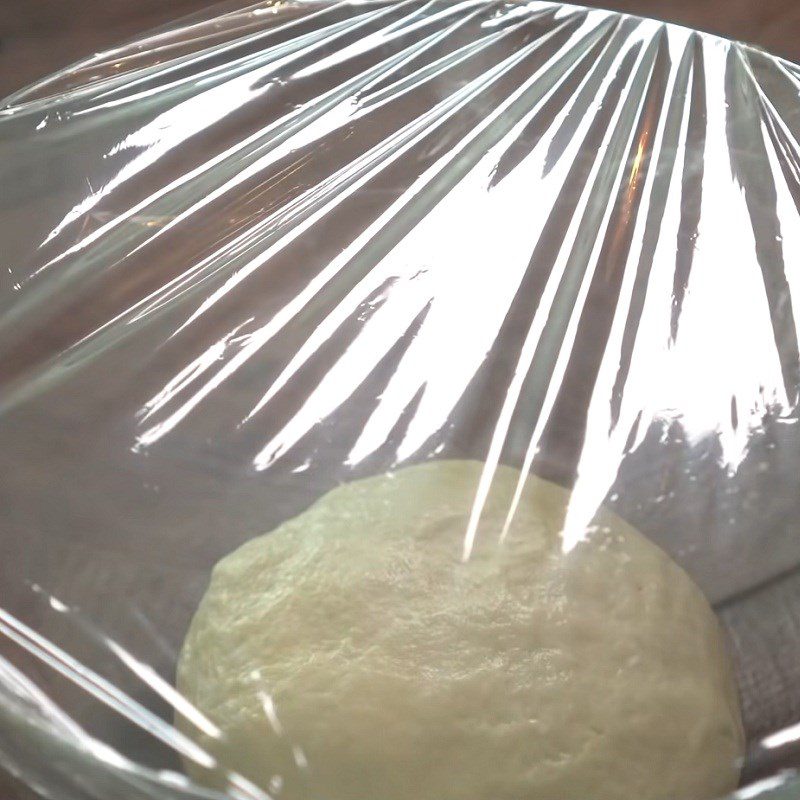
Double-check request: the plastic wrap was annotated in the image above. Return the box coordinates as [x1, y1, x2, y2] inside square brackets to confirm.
[2, 0, 800, 797]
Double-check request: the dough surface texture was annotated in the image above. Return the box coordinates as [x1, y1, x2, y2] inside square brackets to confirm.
[177, 460, 744, 800]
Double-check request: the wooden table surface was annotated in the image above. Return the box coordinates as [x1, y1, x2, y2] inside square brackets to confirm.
[2, 0, 800, 102]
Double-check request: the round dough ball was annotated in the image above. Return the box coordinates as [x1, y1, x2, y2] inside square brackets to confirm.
[177, 460, 743, 800]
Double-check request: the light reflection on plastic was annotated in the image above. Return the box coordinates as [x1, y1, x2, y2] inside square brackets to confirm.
[134, 10, 534, 452]
[762, 722, 800, 749]
[0, 607, 219, 770]
[258, 691, 284, 737]
[734, 775, 795, 799]
[106, 639, 223, 740]
[563, 36, 798, 553]
[37, 0, 469, 269]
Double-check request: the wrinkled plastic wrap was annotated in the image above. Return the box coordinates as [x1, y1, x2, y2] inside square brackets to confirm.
[2, 0, 800, 797]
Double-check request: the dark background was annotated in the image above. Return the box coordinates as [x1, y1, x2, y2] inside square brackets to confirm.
[2, 0, 800, 101]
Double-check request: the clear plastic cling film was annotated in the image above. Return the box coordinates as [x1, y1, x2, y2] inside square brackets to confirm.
[0, 1, 800, 798]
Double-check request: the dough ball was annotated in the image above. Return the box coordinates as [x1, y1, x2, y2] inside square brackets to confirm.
[176, 460, 743, 800]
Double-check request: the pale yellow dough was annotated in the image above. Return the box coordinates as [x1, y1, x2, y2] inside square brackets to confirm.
[177, 460, 744, 800]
